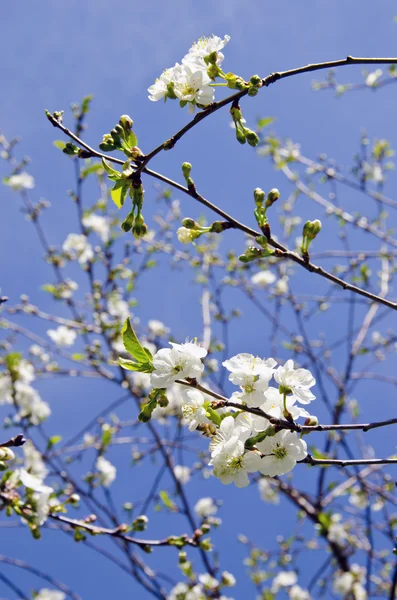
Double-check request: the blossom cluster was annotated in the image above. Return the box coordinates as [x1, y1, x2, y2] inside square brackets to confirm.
[0, 358, 50, 425]
[148, 35, 230, 113]
[148, 342, 316, 486]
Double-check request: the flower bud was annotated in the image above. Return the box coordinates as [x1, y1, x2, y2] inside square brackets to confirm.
[121, 210, 135, 233]
[254, 188, 265, 206]
[225, 72, 238, 88]
[182, 162, 192, 180]
[177, 226, 196, 244]
[182, 218, 196, 229]
[250, 75, 262, 86]
[119, 115, 134, 130]
[205, 51, 218, 65]
[247, 86, 259, 97]
[303, 219, 322, 241]
[304, 415, 319, 427]
[245, 129, 260, 147]
[235, 128, 246, 145]
[210, 221, 224, 233]
[157, 394, 169, 408]
[207, 64, 219, 80]
[179, 551, 188, 564]
[265, 188, 280, 208]
[0, 447, 15, 461]
[230, 105, 243, 122]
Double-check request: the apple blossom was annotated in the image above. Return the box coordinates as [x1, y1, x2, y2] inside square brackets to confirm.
[257, 430, 307, 477]
[96, 456, 116, 487]
[35, 590, 66, 600]
[47, 325, 77, 347]
[151, 341, 207, 388]
[82, 213, 110, 243]
[181, 388, 211, 431]
[62, 233, 93, 265]
[251, 270, 276, 287]
[211, 445, 262, 488]
[7, 171, 35, 190]
[274, 359, 316, 404]
[194, 497, 218, 518]
[174, 465, 191, 484]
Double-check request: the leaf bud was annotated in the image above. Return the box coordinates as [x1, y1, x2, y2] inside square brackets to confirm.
[235, 128, 246, 145]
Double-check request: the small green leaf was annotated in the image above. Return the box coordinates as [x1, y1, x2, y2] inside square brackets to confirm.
[257, 117, 275, 130]
[47, 436, 62, 450]
[53, 140, 66, 150]
[101, 158, 122, 180]
[118, 357, 154, 373]
[81, 163, 103, 179]
[159, 490, 178, 512]
[125, 130, 138, 147]
[111, 181, 128, 208]
[245, 427, 276, 449]
[122, 318, 152, 364]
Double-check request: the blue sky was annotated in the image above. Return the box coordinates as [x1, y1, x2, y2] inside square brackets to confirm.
[1, 1, 397, 598]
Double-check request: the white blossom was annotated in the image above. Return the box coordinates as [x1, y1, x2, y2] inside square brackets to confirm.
[257, 386, 311, 422]
[251, 270, 276, 287]
[258, 478, 279, 504]
[274, 360, 315, 404]
[107, 291, 130, 324]
[273, 277, 289, 295]
[272, 571, 298, 593]
[223, 353, 276, 387]
[148, 319, 169, 337]
[183, 34, 230, 67]
[177, 226, 197, 244]
[289, 585, 311, 600]
[96, 456, 116, 487]
[174, 465, 191, 484]
[14, 381, 51, 425]
[82, 213, 110, 243]
[151, 341, 207, 388]
[257, 430, 307, 477]
[148, 63, 179, 102]
[63, 233, 93, 265]
[194, 497, 218, 518]
[23, 440, 48, 482]
[6, 171, 35, 190]
[211, 445, 261, 488]
[365, 69, 382, 87]
[47, 325, 77, 347]
[181, 388, 210, 431]
[198, 574, 219, 590]
[209, 414, 251, 459]
[35, 590, 66, 600]
[18, 469, 54, 525]
[327, 513, 348, 544]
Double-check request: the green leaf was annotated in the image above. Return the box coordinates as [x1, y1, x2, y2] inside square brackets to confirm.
[111, 181, 128, 208]
[101, 158, 122, 180]
[159, 490, 178, 512]
[118, 357, 154, 373]
[81, 95, 93, 114]
[53, 140, 66, 150]
[125, 130, 138, 147]
[257, 117, 275, 130]
[122, 318, 152, 364]
[245, 427, 276, 449]
[41, 284, 57, 295]
[47, 436, 62, 450]
[81, 163, 103, 179]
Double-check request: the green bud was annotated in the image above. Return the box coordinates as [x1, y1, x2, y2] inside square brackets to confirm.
[245, 129, 260, 147]
[199, 538, 212, 551]
[210, 221, 224, 234]
[133, 222, 148, 238]
[235, 78, 247, 90]
[224, 72, 238, 88]
[179, 551, 188, 564]
[250, 74, 262, 86]
[247, 86, 259, 97]
[303, 219, 322, 241]
[182, 162, 192, 180]
[157, 394, 169, 408]
[166, 81, 177, 100]
[230, 105, 243, 122]
[114, 124, 124, 135]
[0, 447, 15, 461]
[205, 51, 218, 65]
[254, 188, 265, 206]
[182, 218, 196, 229]
[207, 64, 219, 79]
[265, 188, 280, 208]
[119, 115, 134, 130]
[121, 211, 135, 233]
[235, 128, 246, 145]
